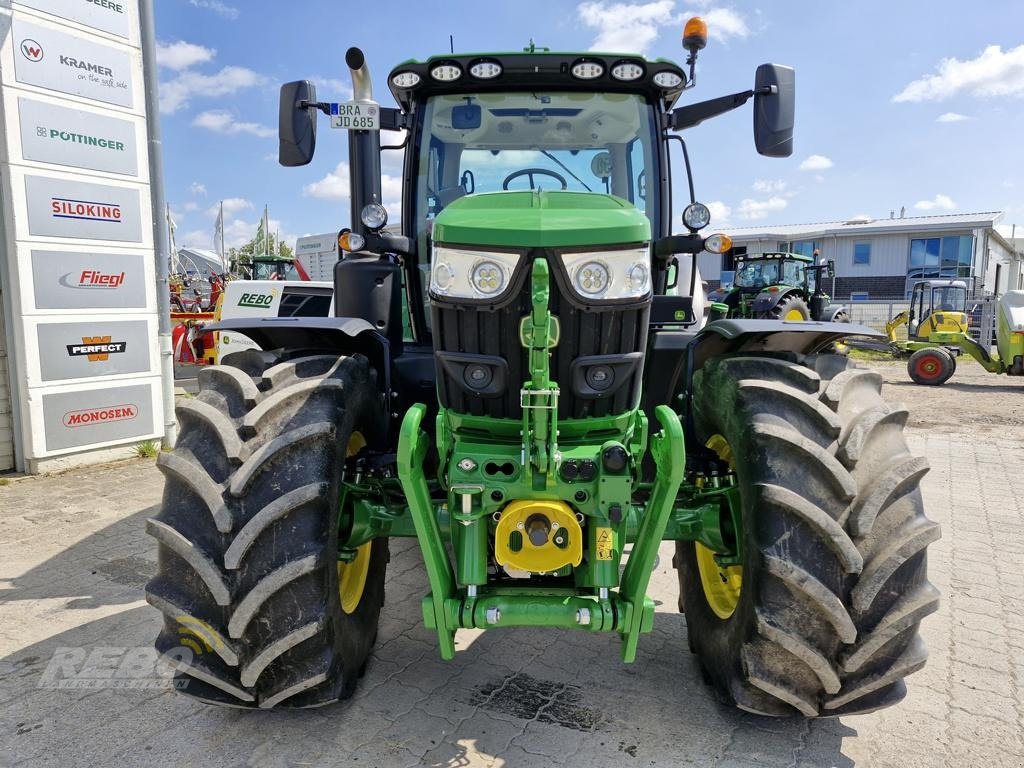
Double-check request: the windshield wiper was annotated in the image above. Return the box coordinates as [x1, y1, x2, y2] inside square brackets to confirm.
[540, 150, 593, 192]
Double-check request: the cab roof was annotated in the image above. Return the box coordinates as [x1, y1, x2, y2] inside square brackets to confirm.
[387, 50, 688, 113]
[736, 251, 814, 263]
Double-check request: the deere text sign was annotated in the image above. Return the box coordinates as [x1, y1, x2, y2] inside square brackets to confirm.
[42, 383, 154, 452]
[36, 319, 150, 381]
[25, 175, 142, 241]
[14, 0, 133, 39]
[31, 249, 147, 310]
[18, 98, 138, 176]
[13, 20, 133, 107]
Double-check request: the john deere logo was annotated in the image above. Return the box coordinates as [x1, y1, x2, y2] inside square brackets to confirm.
[238, 292, 274, 308]
[21, 39, 43, 62]
[66, 336, 127, 361]
[63, 404, 137, 428]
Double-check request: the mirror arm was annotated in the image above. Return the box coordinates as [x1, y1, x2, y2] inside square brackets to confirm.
[668, 84, 775, 131]
[298, 100, 332, 116]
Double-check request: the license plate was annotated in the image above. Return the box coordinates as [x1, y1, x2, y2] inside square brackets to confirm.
[330, 101, 380, 131]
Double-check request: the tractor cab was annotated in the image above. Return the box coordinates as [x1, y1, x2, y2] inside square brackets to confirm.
[732, 252, 812, 291]
[249, 253, 310, 281]
[907, 279, 969, 339]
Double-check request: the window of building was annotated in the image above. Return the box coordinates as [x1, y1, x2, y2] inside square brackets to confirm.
[853, 242, 871, 265]
[908, 235, 973, 279]
[850, 291, 870, 301]
[791, 240, 820, 258]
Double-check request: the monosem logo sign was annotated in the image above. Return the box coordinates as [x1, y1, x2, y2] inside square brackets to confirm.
[37, 320, 151, 381]
[66, 336, 127, 361]
[237, 291, 274, 308]
[13, 20, 133, 108]
[42, 384, 154, 452]
[26, 176, 142, 242]
[17, 0, 132, 39]
[19, 98, 139, 176]
[32, 250, 146, 310]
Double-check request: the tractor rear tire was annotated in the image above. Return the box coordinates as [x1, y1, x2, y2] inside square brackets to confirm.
[768, 295, 811, 321]
[908, 347, 955, 385]
[677, 353, 939, 717]
[146, 352, 388, 708]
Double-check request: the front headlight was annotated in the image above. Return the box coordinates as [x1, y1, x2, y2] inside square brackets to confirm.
[561, 245, 651, 300]
[683, 202, 711, 231]
[430, 245, 522, 300]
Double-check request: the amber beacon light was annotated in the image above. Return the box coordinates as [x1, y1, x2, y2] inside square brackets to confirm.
[683, 17, 708, 52]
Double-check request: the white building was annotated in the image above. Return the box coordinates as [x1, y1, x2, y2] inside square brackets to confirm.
[699, 211, 1022, 299]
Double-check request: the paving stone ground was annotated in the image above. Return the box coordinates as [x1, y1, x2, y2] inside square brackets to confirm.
[1, 363, 1021, 767]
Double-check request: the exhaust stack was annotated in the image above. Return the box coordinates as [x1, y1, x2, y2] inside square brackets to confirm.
[345, 47, 382, 236]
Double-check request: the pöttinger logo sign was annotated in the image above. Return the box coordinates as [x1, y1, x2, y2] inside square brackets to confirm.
[21, 39, 43, 62]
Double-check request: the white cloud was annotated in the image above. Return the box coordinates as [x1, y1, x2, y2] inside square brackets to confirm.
[156, 40, 215, 71]
[936, 112, 971, 123]
[736, 196, 787, 220]
[914, 194, 956, 212]
[894, 44, 1024, 102]
[192, 110, 275, 138]
[698, 8, 750, 43]
[160, 66, 264, 114]
[578, 1, 676, 54]
[799, 154, 833, 171]
[302, 161, 403, 217]
[206, 197, 253, 219]
[189, 0, 239, 20]
[311, 77, 353, 100]
[752, 178, 786, 193]
[189, 181, 207, 196]
[706, 200, 731, 224]
[184, 201, 199, 212]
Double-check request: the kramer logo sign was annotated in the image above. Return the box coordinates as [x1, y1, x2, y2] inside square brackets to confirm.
[13, 21, 133, 107]
[19, 98, 139, 176]
[21, 39, 44, 62]
[63, 404, 137, 428]
[60, 270, 126, 289]
[67, 336, 127, 361]
[238, 292, 274, 308]
[51, 197, 122, 223]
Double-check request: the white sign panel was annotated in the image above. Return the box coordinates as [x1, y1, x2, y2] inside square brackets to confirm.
[25, 174, 142, 241]
[42, 383, 154, 452]
[14, 0, 133, 39]
[36, 318, 151, 381]
[12, 19, 133, 107]
[31, 249, 147, 309]
[18, 97, 139, 175]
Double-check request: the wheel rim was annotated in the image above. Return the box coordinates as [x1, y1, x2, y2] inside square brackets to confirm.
[914, 354, 942, 381]
[784, 308, 805, 321]
[695, 434, 743, 620]
[338, 431, 370, 614]
[338, 543, 371, 614]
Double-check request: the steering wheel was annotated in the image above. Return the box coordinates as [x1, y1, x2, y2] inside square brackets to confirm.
[502, 168, 568, 191]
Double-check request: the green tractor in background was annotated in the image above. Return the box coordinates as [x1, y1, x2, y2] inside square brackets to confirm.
[146, 18, 937, 716]
[708, 251, 850, 323]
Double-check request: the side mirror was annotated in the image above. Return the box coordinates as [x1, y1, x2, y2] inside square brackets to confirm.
[279, 80, 318, 167]
[753, 64, 794, 158]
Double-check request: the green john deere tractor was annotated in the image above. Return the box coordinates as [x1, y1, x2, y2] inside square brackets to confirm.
[708, 251, 850, 323]
[147, 20, 938, 716]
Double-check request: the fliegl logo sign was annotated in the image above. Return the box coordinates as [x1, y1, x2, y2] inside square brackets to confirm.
[59, 270, 126, 290]
[238, 291, 276, 309]
[63, 404, 137, 428]
[66, 336, 127, 362]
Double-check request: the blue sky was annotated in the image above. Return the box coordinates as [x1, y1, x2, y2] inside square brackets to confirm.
[155, 0, 1024, 250]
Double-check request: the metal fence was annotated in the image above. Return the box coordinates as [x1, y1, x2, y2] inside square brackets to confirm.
[842, 299, 997, 348]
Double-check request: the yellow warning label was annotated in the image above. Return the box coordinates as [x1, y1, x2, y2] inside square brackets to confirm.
[595, 527, 614, 561]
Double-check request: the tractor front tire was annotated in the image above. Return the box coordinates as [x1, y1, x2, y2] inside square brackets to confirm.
[908, 347, 955, 385]
[146, 352, 388, 708]
[678, 353, 939, 717]
[768, 295, 811, 321]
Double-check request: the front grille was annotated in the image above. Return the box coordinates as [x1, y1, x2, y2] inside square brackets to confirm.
[431, 252, 650, 420]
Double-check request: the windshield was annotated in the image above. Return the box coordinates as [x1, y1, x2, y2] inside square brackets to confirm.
[734, 260, 781, 289]
[413, 91, 658, 325]
[252, 260, 299, 281]
[931, 285, 967, 312]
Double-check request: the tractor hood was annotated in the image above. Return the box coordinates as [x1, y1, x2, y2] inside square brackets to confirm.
[432, 190, 651, 249]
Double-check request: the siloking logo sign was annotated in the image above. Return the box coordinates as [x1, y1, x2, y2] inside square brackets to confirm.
[13, 20, 133, 108]
[19, 98, 139, 177]
[25, 175, 142, 242]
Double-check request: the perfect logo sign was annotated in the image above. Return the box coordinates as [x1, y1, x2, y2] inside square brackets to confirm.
[238, 292, 274, 308]
[63, 404, 137, 428]
[66, 336, 127, 361]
